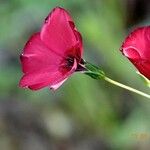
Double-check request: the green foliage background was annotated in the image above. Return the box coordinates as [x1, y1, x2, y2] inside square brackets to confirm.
[0, 0, 150, 149]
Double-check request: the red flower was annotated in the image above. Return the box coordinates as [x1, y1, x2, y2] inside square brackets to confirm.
[120, 26, 150, 79]
[19, 7, 83, 90]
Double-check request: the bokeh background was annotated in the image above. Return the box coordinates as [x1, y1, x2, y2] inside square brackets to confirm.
[0, 0, 150, 150]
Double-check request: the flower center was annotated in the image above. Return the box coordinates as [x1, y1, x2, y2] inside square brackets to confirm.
[66, 57, 74, 68]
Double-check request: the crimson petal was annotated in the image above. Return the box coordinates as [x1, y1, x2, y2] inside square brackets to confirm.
[41, 7, 83, 58]
[121, 26, 150, 79]
[20, 59, 77, 90]
[20, 33, 77, 90]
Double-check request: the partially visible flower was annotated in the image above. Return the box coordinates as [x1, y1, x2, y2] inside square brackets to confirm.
[19, 7, 84, 90]
[120, 26, 150, 79]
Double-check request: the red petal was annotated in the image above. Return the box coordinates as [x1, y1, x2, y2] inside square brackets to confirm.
[132, 60, 150, 79]
[40, 7, 83, 58]
[21, 33, 62, 74]
[122, 47, 141, 60]
[19, 58, 77, 90]
[50, 78, 68, 90]
[121, 26, 150, 79]
[121, 26, 150, 59]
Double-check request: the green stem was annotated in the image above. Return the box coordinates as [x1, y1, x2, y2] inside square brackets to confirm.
[83, 61, 150, 99]
[104, 76, 150, 99]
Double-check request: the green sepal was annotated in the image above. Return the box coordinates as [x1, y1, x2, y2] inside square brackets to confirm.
[83, 62, 105, 79]
[136, 71, 150, 88]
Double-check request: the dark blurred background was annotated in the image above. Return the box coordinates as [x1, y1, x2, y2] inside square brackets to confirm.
[0, 0, 150, 150]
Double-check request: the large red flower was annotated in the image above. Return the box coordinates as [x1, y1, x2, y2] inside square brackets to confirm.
[19, 7, 83, 90]
[120, 26, 150, 79]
